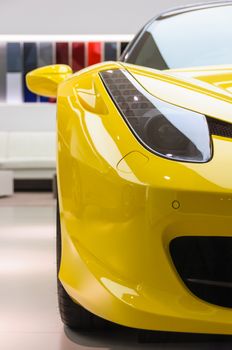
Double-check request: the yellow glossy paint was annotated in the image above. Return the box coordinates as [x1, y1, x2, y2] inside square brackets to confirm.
[27, 62, 232, 334]
[26, 64, 73, 98]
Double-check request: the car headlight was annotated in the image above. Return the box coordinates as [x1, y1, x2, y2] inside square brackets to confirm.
[100, 69, 212, 163]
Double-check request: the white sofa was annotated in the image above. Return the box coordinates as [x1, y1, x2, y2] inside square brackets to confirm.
[0, 170, 13, 196]
[0, 131, 56, 179]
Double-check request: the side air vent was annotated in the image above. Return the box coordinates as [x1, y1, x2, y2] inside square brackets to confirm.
[207, 117, 232, 139]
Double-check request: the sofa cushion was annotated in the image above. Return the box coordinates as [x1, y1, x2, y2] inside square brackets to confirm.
[0, 132, 8, 159]
[7, 132, 56, 159]
[1, 158, 56, 169]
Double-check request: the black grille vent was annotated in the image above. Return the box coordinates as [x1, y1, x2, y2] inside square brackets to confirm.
[207, 117, 232, 138]
[170, 236, 232, 308]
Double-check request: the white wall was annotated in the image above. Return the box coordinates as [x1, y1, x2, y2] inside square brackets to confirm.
[0, 0, 206, 35]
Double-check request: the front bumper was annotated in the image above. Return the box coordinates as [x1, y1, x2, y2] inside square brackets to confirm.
[60, 154, 232, 334]
[59, 206, 232, 334]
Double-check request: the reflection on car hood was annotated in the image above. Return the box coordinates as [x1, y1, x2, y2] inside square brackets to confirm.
[167, 65, 232, 95]
[122, 63, 232, 124]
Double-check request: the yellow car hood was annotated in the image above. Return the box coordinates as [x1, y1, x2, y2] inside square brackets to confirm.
[122, 63, 232, 124]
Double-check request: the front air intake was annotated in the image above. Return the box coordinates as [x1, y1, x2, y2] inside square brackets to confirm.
[170, 236, 232, 308]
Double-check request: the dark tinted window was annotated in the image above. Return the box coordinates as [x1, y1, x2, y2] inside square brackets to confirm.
[126, 5, 232, 69]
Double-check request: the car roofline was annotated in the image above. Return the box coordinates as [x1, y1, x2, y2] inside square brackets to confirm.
[121, 1, 232, 62]
[156, 1, 232, 20]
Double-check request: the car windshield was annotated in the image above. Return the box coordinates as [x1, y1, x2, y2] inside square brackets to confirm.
[126, 5, 232, 69]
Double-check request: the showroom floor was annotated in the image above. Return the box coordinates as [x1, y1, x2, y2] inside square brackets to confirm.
[0, 193, 232, 350]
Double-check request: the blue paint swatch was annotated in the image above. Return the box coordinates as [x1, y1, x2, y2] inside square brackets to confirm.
[7, 43, 22, 72]
[23, 43, 37, 102]
[104, 42, 117, 61]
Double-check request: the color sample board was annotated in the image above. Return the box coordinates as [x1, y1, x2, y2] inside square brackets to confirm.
[0, 39, 130, 104]
[7, 43, 22, 104]
[104, 42, 117, 61]
[0, 43, 6, 102]
[23, 43, 37, 102]
[87, 42, 102, 66]
[38, 43, 53, 102]
[72, 42, 85, 71]
[56, 43, 69, 65]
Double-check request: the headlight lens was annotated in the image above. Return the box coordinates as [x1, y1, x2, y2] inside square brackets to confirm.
[100, 69, 212, 163]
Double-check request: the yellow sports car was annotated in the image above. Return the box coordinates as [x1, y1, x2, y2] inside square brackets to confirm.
[26, 2, 232, 335]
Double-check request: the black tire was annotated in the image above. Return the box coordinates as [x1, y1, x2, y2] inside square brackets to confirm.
[56, 197, 113, 330]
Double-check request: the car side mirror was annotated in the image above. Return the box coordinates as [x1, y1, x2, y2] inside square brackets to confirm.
[26, 64, 73, 98]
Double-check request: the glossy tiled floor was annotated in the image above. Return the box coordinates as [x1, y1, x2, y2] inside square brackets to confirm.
[0, 193, 232, 350]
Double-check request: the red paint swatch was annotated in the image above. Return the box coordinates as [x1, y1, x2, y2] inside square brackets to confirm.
[56, 42, 69, 65]
[49, 97, 56, 103]
[87, 42, 102, 66]
[72, 42, 85, 71]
